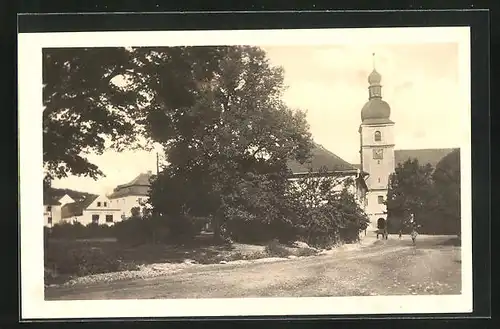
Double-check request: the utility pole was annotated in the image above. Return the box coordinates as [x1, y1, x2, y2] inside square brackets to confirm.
[156, 152, 159, 175]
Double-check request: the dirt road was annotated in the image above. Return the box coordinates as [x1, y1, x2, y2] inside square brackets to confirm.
[45, 235, 461, 300]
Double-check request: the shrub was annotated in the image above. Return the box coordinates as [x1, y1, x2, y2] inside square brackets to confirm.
[294, 247, 318, 257]
[264, 239, 292, 258]
[44, 243, 131, 278]
[50, 221, 86, 239]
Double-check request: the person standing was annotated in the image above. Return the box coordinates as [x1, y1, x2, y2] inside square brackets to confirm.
[411, 226, 418, 246]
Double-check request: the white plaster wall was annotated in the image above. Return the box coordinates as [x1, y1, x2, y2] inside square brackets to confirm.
[43, 205, 62, 226]
[108, 195, 147, 219]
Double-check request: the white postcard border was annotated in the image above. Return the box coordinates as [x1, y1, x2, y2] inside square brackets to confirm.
[18, 26, 472, 319]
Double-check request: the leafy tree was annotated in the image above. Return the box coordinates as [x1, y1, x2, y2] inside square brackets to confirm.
[43, 48, 144, 181]
[147, 46, 313, 242]
[42, 47, 224, 182]
[286, 171, 370, 247]
[386, 159, 435, 232]
[432, 149, 461, 236]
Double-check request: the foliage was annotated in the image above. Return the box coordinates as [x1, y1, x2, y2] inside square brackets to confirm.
[386, 153, 461, 235]
[432, 149, 461, 235]
[386, 159, 435, 231]
[146, 46, 313, 242]
[264, 239, 293, 258]
[43, 48, 145, 181]
[130, 206, 141, 218]
[294, 247, 318, 257]
[286, 171, 370, 247]
[48, 222, 114, 239]
[42, 46, 224, 182]
[44, 241, 134, 278]
[113, 216, 170, 246]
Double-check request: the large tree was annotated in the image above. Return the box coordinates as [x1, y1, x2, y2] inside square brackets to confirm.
[386, 159, 435, 232]
[147, 46, 313, 242]
[42, 47, 224, 182]
[432, 149, 461, 236]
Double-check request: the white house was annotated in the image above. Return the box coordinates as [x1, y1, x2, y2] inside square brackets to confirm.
[61, 195, 122, 226]
[43, 193, 75, 227]
[107, 171, 153, 220]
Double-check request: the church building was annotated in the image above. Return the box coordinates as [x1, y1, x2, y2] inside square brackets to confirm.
[355, 64, 459, 231]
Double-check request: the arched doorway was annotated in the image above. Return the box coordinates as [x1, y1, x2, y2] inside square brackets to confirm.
[377, 218, 386, 229]
[376, 218, 388, 240]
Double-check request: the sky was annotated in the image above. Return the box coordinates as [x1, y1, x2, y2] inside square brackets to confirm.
[51, 42, 465, 195]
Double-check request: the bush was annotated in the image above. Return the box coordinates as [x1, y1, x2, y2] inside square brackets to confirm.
[294, 247, 318, 257]
[50, 222, 86, 239]
[44, 243, 135, 278]
[264, 239, 292, 258]
[114, 216, 163, 246]
[47, 222, 115, 240]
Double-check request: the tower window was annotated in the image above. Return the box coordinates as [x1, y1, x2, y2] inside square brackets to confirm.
[378, 177, 381, 183]
[374, 131, 381, 141]
[378, 196, 384, 204]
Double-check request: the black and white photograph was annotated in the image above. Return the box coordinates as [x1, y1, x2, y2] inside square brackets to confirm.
[19, 26, 472, 319]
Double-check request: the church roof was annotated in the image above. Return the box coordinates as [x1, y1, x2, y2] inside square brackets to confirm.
[368, 69, 382, 85]
[287, 143, 358, 174]
[394, 148, 459, 168]
[350, 148, 459, 171]
[107, 171, 153, 199]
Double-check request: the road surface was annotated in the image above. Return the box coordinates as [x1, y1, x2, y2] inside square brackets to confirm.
[45, 235, 461, 300]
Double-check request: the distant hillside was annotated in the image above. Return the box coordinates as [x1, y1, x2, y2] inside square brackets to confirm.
[47, 187, 98, 202]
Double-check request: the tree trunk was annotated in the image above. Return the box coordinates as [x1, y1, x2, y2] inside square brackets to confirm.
[212, 213, 223, 243]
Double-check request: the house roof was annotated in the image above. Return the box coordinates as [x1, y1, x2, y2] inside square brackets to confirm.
[107, 171, 153, 199]
[287, 143, 358, 174]
[395, 148, 459, 168]
[350, 148, 459, 172]
[43, 194, 61, 206]
[61, 195, 99, 219]
[45, 187, 94, 204]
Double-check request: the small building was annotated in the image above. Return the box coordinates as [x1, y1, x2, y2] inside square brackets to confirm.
[43, 193, 75, 227]
[287, 143, 369, 208]
[107, 171, 153, 220]
[61, 195, 122, 226]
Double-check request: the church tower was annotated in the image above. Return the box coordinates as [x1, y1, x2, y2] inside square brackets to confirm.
[359, 55, 395, 230]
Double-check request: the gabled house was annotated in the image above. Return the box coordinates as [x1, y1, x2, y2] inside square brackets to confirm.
[61, 194, 122, 226]
[287, 143, 369, 208]
[107, 171, 153, 219]
[43, 193, 75, 227]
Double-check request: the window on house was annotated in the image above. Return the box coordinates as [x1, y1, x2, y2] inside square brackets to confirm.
[378, 196, 384, 204]
[92, 214, 100, 223]
[378, 177, 381, 183]
[105, 215, 113, 223]
[104, 202, 107, 207]
[46, 206, 52, 211]
[48, 217, 52, 224]
[97, 202, 101, 207]
[374, 131, 381, 141]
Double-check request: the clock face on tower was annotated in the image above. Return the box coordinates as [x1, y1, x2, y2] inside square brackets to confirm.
[373, 148, 384, 159]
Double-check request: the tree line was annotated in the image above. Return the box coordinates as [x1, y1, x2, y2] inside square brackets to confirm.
[386, 150, 461, 237]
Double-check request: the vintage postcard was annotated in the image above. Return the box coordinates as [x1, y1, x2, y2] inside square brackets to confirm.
[18, 26, 472, 319]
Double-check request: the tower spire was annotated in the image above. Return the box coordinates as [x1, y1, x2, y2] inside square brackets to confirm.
[372, 52, 376, 70]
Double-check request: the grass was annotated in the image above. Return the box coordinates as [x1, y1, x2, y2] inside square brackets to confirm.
[44, 236, 323, 285]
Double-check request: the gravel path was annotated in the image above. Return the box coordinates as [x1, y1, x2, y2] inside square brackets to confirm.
[45, 235, 461, 300]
